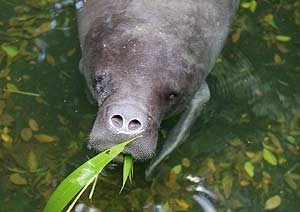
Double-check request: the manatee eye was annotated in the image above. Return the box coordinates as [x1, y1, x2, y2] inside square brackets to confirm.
[168, 93, 178, 101]
[160, 86, 182, 107]
[167, 91, 181, 105]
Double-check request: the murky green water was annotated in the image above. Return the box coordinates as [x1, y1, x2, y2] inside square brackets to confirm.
[0, 0, 299, 211]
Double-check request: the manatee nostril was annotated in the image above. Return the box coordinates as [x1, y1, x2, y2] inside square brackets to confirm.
[128, 119, 142, 131]
[110, 115, 124, 129]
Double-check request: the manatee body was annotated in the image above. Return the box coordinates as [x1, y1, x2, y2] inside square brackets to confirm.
[76, 0, 239, 177]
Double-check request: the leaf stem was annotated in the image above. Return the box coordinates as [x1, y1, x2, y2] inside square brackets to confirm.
[66, 176, 96, 212]
[5, 89, 41, 97]
[89, 174, 99, 199]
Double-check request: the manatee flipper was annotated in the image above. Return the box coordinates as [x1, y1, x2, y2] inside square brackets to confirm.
[79, 58, 83, 75]
[145, 82, 210, 180]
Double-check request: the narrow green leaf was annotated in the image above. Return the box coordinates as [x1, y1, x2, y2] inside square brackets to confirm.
[120, 155, 134, 192]
[275, 35, 291, 42]
[44, 137, 138, 212]
[269, 19, 279, 29]
[5, 83, 41, 97]
[7, 90, 41, 97]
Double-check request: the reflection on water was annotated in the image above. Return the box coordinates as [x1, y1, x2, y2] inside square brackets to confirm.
[0, 0, 299, 211]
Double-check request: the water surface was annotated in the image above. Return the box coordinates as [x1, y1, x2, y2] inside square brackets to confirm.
[0, 0, 299, 211]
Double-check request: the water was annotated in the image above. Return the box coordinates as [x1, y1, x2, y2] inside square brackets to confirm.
[0, 0, 299, 211]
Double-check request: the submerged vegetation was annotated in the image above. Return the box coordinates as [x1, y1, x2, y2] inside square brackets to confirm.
[0, 0, 299, 211]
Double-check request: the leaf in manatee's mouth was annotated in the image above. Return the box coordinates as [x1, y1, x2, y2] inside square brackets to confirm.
[44, 137, 139, 212]
[114, 153, 125, 162]
[121, 154, 134, 192]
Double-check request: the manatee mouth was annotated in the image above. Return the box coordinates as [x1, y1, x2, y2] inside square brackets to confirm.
[88, 102, 159, 161]
[113, 154, 127, 163]
[89, 132, 158, 161]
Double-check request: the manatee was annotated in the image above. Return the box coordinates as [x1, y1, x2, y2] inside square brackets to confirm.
[76, 0, 240, 179]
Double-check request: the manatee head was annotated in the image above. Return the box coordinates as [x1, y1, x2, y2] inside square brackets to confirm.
[81, 18, 206, 161]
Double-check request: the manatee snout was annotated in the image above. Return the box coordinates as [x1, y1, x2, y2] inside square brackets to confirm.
[108, 104, 147, 133]
[88, 101, 159, 161]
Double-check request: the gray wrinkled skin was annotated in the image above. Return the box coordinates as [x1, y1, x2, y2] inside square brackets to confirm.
[76, 0, 239, 167]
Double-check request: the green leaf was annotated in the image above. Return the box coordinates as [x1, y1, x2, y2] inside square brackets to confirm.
[241, 2, 251, 8]
[249, 0, 257, 13]
[275, 35, 291, 42]
[44, 137, 138, 212]
[5, 83, 41, 97]
[284, 174, 298, 190]
[269, 19, 279, 29]
[160, 129, 168, 139]
[222, 172, 233, 198]
[241, 1, 257, 13]
[170, 164, 182, 174]
[263, 148, 278, 166]
[161, 202, 171, 212]
[6, 83, 19, 92]
[287, 136, 295, 144]
[1, 44, 19, 58]
[267, 132, 282, 149]
[244, 161, 255, 177]
[32, 21, 51, 37]
[264, 195, 281, 210]
[120, 155, 134, 192]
